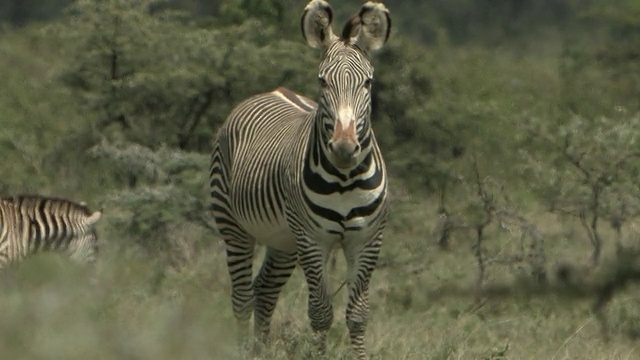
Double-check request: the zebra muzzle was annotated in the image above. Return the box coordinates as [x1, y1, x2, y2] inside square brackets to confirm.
[328, 119, 361, 169]
[327, 139, 360, 169]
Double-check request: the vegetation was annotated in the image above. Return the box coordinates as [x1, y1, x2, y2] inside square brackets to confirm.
[0, 0, 639, 358]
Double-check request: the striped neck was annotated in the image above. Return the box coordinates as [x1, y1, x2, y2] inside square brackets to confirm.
[306, 111, 377, 183]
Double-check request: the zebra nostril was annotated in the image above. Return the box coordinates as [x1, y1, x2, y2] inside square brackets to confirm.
[327, 141, 334, 152]
[354, 144, 361, 153]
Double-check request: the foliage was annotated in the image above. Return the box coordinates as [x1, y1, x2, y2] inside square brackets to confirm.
[216, 0, 300, 30]
[58, 0, 316, 152]
[520, 112, 640, 264]
[0, 0, 72, 27]
[0, 25, 89, 195]
[1, 0, 640, 357]
[560, 0, 640, 115]
[431, 156, 547, 288]
[390, 0, 574, 45]
[374, 38, 559, 193]
[88, 140, 213, 265]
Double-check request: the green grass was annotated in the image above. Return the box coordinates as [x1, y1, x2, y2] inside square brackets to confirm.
[0, 197, 639, 360]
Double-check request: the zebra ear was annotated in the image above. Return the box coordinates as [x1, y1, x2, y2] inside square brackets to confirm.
[342, 2, 391, 53]
[301, 0, 337, 49]
[85, 211, 102, 228]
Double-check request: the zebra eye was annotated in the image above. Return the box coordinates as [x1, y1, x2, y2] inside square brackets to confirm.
[363, 78, 373, 90]
[318, 77, 328, 89]
[323, 118, 333, 132]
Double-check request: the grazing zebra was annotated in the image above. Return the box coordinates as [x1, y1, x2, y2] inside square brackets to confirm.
[0, 194, 102, 269]
[209, 1, 390, 358]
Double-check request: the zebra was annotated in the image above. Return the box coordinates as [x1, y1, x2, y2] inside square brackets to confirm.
[209, 1, 391, 358]
[0, 194, 102, 269]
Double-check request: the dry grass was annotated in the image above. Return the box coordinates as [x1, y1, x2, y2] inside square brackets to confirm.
[0, 196, 639, 359]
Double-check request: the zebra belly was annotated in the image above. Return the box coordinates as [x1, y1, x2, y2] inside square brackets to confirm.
[242, 220, 298, 253]
[239, 213, 380, 255]
[300, 215, 381, 253]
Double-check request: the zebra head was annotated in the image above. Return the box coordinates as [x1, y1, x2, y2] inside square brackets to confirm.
[302, 0, 391, 170]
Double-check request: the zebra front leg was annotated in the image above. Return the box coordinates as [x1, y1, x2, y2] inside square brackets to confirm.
[343, 236, 382, 360]
[298, 238, 333, 356]
[224, 237, 256, 344]
[253, 247, 297, 344]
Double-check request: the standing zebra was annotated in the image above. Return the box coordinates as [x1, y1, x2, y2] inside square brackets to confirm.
[0, 195, 102, 269]
[210, 1, 390, 358]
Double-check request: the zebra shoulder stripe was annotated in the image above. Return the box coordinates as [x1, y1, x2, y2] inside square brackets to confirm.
[273, 87, 317, 112]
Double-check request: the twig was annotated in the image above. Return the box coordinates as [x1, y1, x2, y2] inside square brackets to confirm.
[552, 317, 593, 360]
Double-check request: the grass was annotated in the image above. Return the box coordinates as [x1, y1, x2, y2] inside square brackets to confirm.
[0, 196, 639, 360]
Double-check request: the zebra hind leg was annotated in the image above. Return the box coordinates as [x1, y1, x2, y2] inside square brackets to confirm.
[252, 247, 297, 349]
[297, 239, 333, 357]
[343, 237, 382, 360]
[224, 236, 256, 349]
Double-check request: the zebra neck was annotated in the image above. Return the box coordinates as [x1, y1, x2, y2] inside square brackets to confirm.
[306, 119, 378, 185]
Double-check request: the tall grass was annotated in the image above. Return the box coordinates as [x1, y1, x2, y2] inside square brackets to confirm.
[0, 197, 638, 359]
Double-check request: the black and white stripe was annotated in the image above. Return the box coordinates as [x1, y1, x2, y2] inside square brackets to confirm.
[0, 195, 102, 269]
[209, 1, 391, 358]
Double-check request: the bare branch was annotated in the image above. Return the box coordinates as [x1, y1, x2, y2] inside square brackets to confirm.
[179, 89, 215, 149]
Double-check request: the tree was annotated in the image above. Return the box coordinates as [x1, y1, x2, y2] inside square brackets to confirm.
[0, 0, 72, 27]
[58, 0, 317, 152]
[43, 0, 322, 260]
[522, 112, 640, 264]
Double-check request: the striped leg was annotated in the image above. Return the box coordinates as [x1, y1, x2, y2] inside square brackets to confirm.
[343, 236, 382, 360]
[224, 237, 256, 340]
[253, 247, 297, 342]
[298, 238, 333, 355]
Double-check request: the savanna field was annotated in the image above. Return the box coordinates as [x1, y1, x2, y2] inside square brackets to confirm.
[1, 1, 640, 359]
